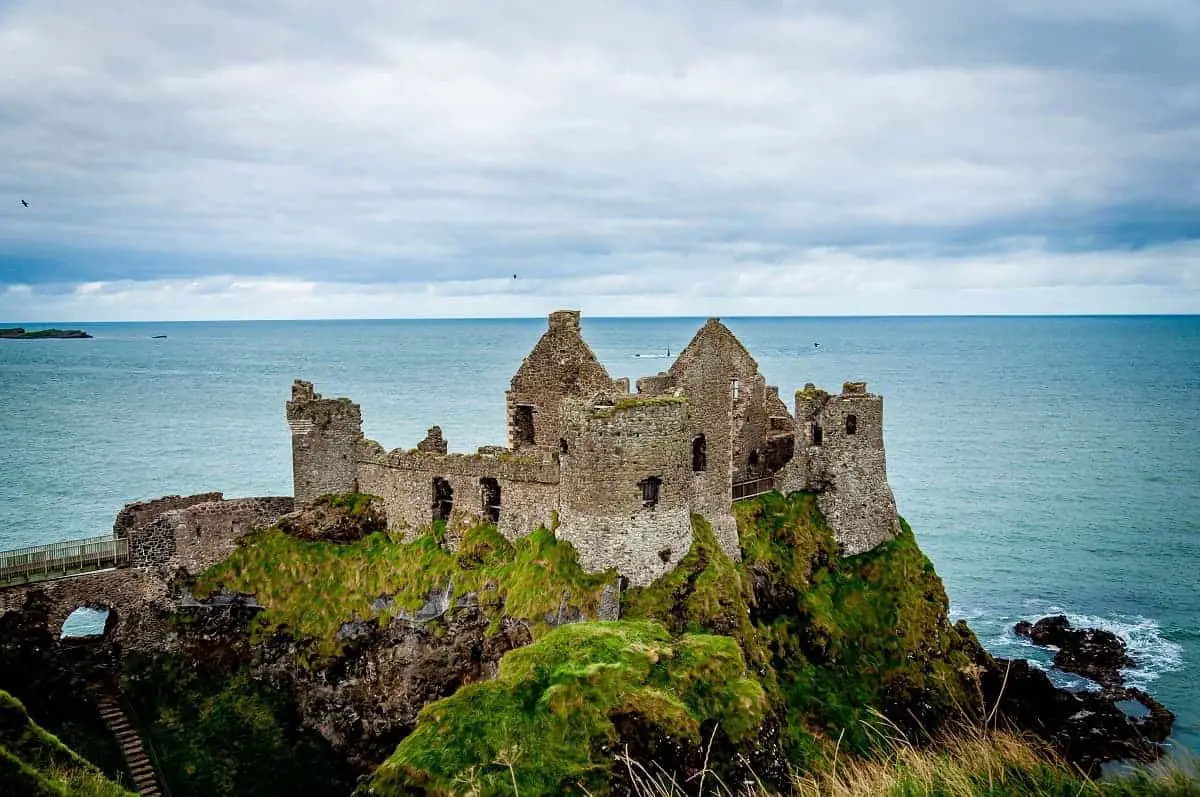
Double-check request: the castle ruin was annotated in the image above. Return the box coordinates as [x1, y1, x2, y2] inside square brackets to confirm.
[288, 311, 900, 585]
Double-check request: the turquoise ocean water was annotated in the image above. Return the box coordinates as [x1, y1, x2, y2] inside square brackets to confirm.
[1, 316, 1197, 749]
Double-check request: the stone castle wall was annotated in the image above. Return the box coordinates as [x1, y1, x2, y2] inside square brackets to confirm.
[780, 382, 899, 554]
[505, 310, 623, 453]
[558, 398, 695, 585]
[131, 497, 294, 572]
[114, 492, 223, 538]
[357, 448, 560, 542]
[288, 380, 364, 505]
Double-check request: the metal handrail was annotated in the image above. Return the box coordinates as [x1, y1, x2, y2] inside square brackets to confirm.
[732, 476, 776, 501]
[0, 535, 129, 585]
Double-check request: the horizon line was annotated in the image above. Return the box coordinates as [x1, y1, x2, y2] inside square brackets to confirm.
[3, 311, 1199, 325]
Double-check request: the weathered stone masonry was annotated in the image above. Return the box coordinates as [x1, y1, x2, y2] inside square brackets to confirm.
[288, 311, 903, 585]
[1, 494, 293, 651]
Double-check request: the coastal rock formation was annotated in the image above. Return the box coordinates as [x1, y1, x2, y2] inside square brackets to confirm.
[980, 657, 1174, 771]
[1014, 614, 1134, 690]
[0, 327, 92, 339]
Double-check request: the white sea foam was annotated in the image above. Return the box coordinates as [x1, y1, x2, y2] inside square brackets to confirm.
[953, 603, 1184, 691]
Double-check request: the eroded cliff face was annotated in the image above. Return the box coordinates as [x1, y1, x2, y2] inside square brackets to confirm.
[2, 492, 1178, 797]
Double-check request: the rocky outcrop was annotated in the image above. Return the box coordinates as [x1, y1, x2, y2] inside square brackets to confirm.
[1014, 614, 1134, 691]
[981, 656, 1174, 772]
[276, 493, 387, 543]
[0, 327, 92, 339]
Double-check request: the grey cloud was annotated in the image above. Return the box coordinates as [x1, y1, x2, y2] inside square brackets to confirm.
[0, 0, 1197, 309]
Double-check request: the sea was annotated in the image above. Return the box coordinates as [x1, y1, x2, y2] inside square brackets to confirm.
[1, 316, 1197, 750]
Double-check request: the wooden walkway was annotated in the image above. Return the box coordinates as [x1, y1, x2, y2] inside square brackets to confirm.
[0, 535, 129, 587]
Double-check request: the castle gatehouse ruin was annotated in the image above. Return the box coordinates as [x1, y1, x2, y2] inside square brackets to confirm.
[288, 311, 901, 585]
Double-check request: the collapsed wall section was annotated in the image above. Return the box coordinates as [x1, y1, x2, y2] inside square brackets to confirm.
[506, 311, 621, 454]
[558, 397, 695, 586]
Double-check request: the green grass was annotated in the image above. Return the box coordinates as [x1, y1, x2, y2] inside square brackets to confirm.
[120, 654, 353, 797]
[0, 689, 134, 797]
[735, 492, 984, 760]
[365, 621, 766, 796]
[196, 521, 616, 663]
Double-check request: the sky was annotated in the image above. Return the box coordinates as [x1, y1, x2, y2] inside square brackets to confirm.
[1, 0, 1198, 321]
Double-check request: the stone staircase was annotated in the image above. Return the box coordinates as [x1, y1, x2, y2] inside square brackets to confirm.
[93, 688, 164, 796]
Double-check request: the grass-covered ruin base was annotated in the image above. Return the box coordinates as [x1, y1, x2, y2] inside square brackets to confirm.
[186, 491, 1197, 796]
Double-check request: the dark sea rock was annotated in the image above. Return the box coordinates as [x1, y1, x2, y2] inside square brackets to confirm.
[0, 327, 92, 339]
[1014, 614, 1134, 690]
[981, 657, 1173, 773]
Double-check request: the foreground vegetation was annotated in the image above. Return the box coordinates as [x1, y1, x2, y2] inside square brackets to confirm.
[621, 731, 1200, 797]
[0, 689, 134, 797]
[191, 491, 1197, 796]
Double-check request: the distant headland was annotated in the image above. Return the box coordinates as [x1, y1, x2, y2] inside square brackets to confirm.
[0, 327, 92, 340]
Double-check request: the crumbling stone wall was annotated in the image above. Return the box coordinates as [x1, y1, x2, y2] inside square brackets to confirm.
[1, 494, 295, 653]
[558, 397, 695, 586]
[288, 380, 364, 505]
[506, 310, 622, 453]
[779, 382, 900, 554]
[133, 497, 294, 573]
[0, 569, 173, 653]
[357, 448, 560, 542]
[114, 492, 223, 538]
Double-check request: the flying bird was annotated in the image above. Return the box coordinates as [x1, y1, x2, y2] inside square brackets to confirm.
[20, 200, 28, 208]
[513, 274, 518, 279]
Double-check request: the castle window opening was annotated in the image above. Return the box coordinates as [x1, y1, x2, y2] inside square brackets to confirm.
[845, 414, 858, 435]
[559, 438, 569, 455]
[514, 405, 535, 446]
[432, 477, 454, 522]
[639, 476, 662, 508]
[731, 378, 740, 400]
[749, 450, 760, 468]
[480, 478, 501, 524]
[812, 423, 823, 446]
[692, 434, 707, 472]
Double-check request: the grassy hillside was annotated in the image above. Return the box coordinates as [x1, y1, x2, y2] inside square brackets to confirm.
[0, 689, 134, 797]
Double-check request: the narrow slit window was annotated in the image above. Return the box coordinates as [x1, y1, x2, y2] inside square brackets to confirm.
[639, 476, 662, 508]
[845, 414, 858, 435]
[559, 438, 569, 455]
[731, 378, 740, 400]
[691, 434, 707, 472]
[811, 423, 823, 446]
[480, 478, 501, 524]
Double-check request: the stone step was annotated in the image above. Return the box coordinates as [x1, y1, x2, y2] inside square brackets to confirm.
[88, 686, 165, 797]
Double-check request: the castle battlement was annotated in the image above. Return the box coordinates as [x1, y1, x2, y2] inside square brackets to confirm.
[289, 311, 900, 584]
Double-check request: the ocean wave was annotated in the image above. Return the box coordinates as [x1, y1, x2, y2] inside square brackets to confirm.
[955, 604, 1184, 687]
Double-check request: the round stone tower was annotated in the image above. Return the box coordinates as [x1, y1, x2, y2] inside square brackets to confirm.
[557, 394, 694, 586]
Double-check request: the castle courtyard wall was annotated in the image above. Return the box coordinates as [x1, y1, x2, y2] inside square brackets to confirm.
[357, 450, 560, 542]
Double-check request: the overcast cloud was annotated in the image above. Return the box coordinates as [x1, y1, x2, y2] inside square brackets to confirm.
[1, 0, 1198, 319]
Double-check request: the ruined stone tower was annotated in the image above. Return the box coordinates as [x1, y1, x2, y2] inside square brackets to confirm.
[287, 380, 364, 505]
[778, 381, 900, 554]
[558, 394, 694, 586]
